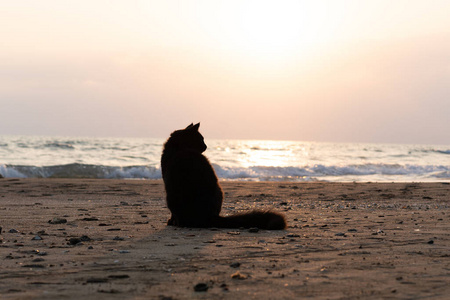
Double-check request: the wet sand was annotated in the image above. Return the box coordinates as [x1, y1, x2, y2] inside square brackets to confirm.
[0, 178, 449, 299]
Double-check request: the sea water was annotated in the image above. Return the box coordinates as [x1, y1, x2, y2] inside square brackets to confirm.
[0, 135, 449, 182]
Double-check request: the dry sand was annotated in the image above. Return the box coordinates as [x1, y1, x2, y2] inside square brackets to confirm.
[0, 178, 449, 299]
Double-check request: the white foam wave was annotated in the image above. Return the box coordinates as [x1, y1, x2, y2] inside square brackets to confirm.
[1, 163, 449, 182]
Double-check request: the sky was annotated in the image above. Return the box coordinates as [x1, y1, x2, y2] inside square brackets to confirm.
[1, 0, 449, 144]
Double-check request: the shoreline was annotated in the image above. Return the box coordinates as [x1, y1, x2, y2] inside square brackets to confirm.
[0, 178, 449, 299]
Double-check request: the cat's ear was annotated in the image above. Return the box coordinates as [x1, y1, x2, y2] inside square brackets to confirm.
[185, 123, 194, 130]
[193, 123, 200, 131]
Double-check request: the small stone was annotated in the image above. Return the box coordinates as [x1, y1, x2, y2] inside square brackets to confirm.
[286, 234, 300, 238]
[348, 229, 358, 232]
[68, 238, 82, 245]
[248, 227, 259, 233]
[32, 235, 43, 241]
[335, 232, 346, 237]
[78, 235, 91, 242]
[427, 240, 434, 244]
[48, 217, 67, 224]
[9, 229, 19, 233]
[194, 283, 208, 292]
[230, 262, 241, 268]
[113, 236, 124, 241]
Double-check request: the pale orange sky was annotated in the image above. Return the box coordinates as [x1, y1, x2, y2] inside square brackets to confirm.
[1, 0, 449, 144]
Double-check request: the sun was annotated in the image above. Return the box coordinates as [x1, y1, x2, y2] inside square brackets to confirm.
[216, 1, 333, 63]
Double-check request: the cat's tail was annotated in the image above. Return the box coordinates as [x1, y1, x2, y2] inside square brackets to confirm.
[211, 210, 286, 230]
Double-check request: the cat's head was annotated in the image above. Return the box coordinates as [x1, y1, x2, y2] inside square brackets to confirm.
[166, 123, 207, 153]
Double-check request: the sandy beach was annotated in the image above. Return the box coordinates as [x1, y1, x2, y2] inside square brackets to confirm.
[0, 178, 449, 299]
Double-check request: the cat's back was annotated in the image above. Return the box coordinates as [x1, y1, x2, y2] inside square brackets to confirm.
[167, 149, 215, 180]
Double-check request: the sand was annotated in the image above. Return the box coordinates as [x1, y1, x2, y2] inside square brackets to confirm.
[0, 178, 449, 299]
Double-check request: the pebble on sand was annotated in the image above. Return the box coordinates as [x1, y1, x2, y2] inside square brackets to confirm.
[194, 283, 209, 292]
[48, 217, 67, 224]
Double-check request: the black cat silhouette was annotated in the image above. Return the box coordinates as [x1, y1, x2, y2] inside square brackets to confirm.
[161, 123, 286, 229]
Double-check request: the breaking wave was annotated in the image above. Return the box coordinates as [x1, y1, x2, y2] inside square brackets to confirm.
[1, 163, 449, 182]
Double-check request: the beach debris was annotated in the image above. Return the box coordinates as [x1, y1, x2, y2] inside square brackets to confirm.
[194, 283, 209, 292]
[248, 227, 259, 233]
[9, 229, 19, 233]
[227, 231, 240, 235]
[119, 250, 130, 254]
[231, 271, 247, 280]
[48, 217, 67, 224]
[230, 262, 241, 268]
[31, 235, 43, 240]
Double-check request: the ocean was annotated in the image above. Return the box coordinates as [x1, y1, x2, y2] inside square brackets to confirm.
[0, 135, 449, 182]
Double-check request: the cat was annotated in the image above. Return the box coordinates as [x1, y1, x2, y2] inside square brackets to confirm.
[161, 123, 286, 230]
